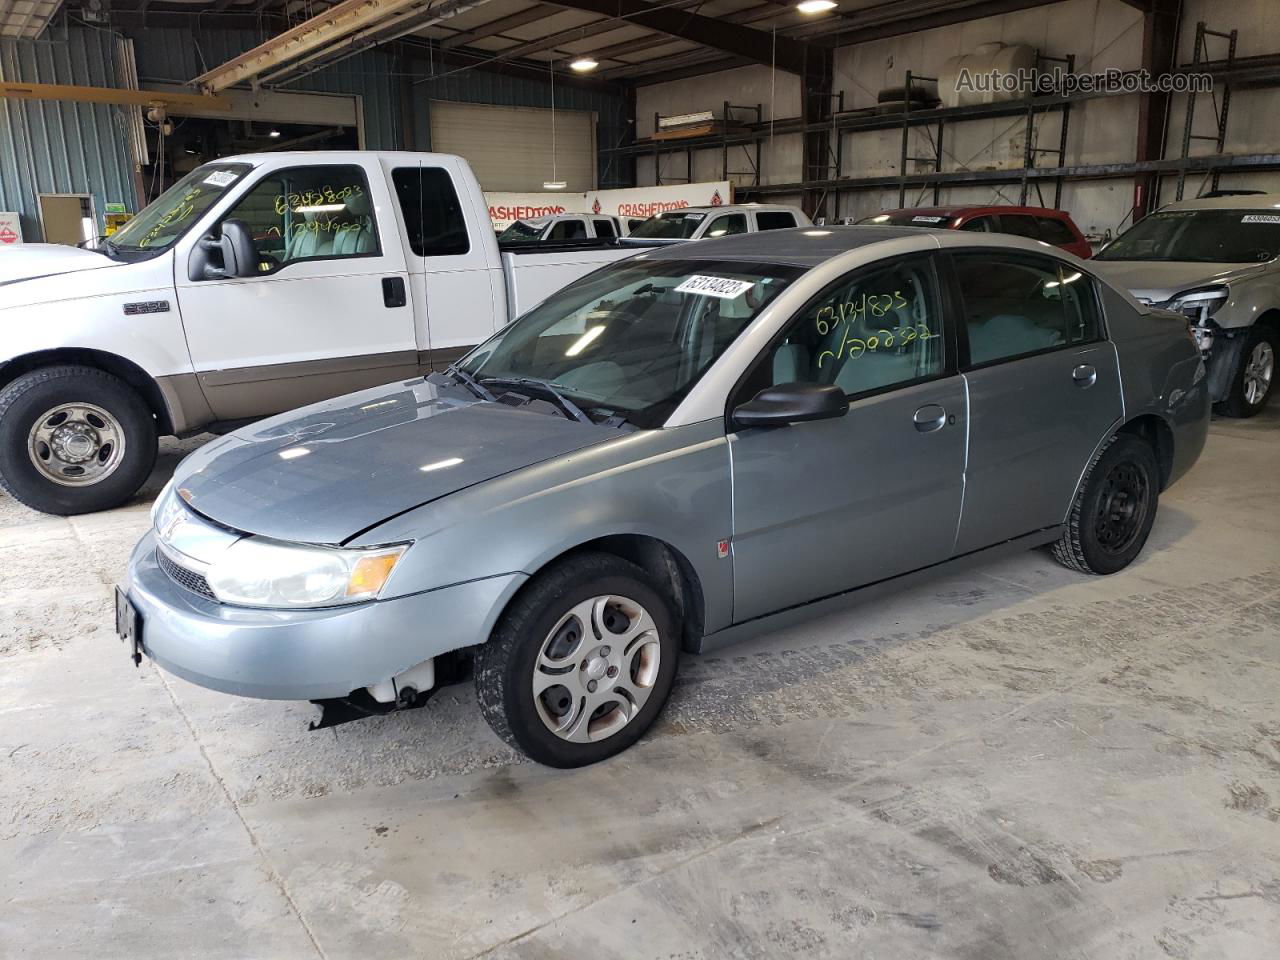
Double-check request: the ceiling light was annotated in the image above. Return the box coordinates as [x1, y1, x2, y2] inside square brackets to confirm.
[796, 0, 837, 12]
[543, 181, 567, 190]
[268, 129, 282, 138]
[569, 57, 598, 72]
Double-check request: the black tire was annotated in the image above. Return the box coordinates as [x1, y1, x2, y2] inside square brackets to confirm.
[0, 365, 158, 515]
[1052, 433, 1159, 575]
[1215, 325, 1277, 418]
[474, 552, 680, 767]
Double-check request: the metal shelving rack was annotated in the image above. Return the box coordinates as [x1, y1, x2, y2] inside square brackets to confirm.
[651, 101, 763, 187]
[604, 23, 1280, 218]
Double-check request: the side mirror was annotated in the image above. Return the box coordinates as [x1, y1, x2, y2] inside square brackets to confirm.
[731, 382, 849, 429]
[191, 218, 259, 281]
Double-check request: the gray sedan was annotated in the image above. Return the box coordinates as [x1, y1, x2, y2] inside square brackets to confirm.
[118, 228, 1209, 766]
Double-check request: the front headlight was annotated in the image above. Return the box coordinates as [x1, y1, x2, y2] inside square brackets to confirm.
[205, 537, 408, 608]
[1166, 286, 1228, 323]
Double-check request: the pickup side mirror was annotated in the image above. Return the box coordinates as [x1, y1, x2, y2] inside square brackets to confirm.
[189, 218, 260, 281]
[731, 382, 849, 429]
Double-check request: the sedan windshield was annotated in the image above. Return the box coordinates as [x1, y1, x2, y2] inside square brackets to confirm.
[1096, 209, 1280, 263]
[498, 220, 547, 243]
[108, 162, 251, 254]
[627, 211, 708, 240]
[459, 258, 803, 428]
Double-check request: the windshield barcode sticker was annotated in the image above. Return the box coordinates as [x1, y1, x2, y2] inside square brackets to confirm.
[675, 275, 756, 299]
[203, 171, 238, 187]
[911, 215, 946, 223]
[1242, 214, 1280, 223]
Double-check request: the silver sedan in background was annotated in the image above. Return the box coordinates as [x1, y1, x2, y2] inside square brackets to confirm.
[118, 228, 1209, 766]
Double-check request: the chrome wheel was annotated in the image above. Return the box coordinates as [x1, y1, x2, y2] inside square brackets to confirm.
[26, 402, 126, 486]
[1243, 340, 1274, 407]
[532, 594, 662, 743]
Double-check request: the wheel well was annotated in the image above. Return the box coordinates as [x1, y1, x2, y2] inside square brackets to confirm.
[1254, 308, 1280, 335]
[550, 535, 706, 654]
[0, 349, 174, 435]
[1118, 414, 1174, 490]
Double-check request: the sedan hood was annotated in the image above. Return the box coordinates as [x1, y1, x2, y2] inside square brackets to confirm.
[0, 243, 119, 284]
[1090, 259, 1267, 304]
[173, 378, 624, 545]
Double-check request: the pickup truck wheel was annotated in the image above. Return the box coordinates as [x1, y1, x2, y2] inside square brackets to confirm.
[475, 552, 679, 767]
[1052, 434, 1159, 576]
[1216, 326, 1276, 418]
[0, 365, 158, 515]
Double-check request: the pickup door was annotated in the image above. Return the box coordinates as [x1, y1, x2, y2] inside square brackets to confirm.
[173, 157, 419, 421]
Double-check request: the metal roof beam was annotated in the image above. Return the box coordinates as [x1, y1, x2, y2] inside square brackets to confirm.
[439, 3, 561, 49]
[539, 0, 816, 75]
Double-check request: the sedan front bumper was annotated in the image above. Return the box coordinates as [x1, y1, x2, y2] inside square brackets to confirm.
[124, 532, 526, 700]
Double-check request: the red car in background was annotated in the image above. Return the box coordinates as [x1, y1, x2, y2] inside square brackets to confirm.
[857, 205, 1093, 259]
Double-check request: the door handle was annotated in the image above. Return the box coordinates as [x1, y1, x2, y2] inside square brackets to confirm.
[1072, 364, 1097, 388]
[913, 403, 946, 433]
[382, 276, 407, 308]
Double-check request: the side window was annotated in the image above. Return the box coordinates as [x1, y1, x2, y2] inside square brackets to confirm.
[593, 218, 616, 239]
[755, 211, 797, 231]
[391, 166, 470, 256]
[752, 256, 945, 398]
[549, 219, 588, 241]
[959, 216, 991, 232]
[955, 253, 1099, 366]
[704, 213, 748, 238]
[1036, 216, 1077, 246]
[225, 164, 378, 270]
[1000, 214, 1040, 239]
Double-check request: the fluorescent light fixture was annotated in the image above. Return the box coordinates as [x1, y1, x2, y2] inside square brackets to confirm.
[294, 203, 346, 214]
[569, 57, 598, 72]
[268, 129, 282, 138]
[566, 325, 606, 357]
[796, 0, 837, 12]
[278, 447, 310, 460]
[542, 181, 567, 190]
[420, 457, 464, 473]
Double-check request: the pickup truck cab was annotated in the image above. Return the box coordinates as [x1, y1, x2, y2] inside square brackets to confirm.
[0, 150, 633, 515]
[499, 213, 627, 243]
[621, 204, 811, 245]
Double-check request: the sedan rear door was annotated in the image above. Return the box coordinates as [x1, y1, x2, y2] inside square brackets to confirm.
[948, 251, 1123, 553]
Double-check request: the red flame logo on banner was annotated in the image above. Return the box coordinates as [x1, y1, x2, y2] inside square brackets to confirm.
[710, 190, 724, 206]
[591, 198, 602, 214]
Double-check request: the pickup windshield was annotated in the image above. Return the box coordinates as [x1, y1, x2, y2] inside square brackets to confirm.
[1096, 209, 1280, 263]
[498, 220, 547, 243]
[627, 211, 708, 240]
[107, 162, 251, 254]
[458, 258, 803, 428]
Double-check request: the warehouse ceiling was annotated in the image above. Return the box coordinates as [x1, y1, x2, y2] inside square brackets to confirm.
[0, 0, 65, 38]
[94, 0, 1074, 88]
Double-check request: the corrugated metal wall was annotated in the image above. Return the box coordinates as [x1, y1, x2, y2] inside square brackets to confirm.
[130, 27, 402, 151]
[0, 24, 135, 242]
[0, 22, 631, 237]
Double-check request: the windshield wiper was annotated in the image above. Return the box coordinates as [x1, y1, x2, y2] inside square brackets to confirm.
[443, 364, 496, 402]
[479, 376, 593, 424]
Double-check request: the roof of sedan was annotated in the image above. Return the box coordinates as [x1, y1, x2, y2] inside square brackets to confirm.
[634, 224, 1087, 269]
[637, 225, 938, 266]
[1161, 194, 1280, 211]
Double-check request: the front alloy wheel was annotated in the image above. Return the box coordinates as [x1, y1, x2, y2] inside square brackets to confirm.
[475, 552, 679, 767]
[1217, 326, 1277, 418]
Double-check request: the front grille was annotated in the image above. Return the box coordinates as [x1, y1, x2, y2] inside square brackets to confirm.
[158, 549, 217, 600]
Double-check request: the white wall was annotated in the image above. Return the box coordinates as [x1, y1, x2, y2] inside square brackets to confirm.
[634, 64, 803, 190]
[632, 0, 1280, 239]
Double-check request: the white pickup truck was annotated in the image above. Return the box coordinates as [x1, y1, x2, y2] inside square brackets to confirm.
[0, 150, 633, 515]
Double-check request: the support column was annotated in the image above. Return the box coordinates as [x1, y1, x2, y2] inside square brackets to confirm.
[801, 46, 834, 220]
[1133, 0, 1182, 221]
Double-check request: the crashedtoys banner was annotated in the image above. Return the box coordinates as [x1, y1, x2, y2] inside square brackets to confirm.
[484, 182, 733, 231]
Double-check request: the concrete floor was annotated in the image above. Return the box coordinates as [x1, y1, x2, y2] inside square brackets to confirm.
[2, 410, 1279, 960]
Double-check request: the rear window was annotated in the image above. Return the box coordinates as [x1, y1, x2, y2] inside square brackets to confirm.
[755, 211, 797, 231]
[999, 214, 1040, 239]
[392, 167, 469, 256]
[1037, 216, 1077, 245]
